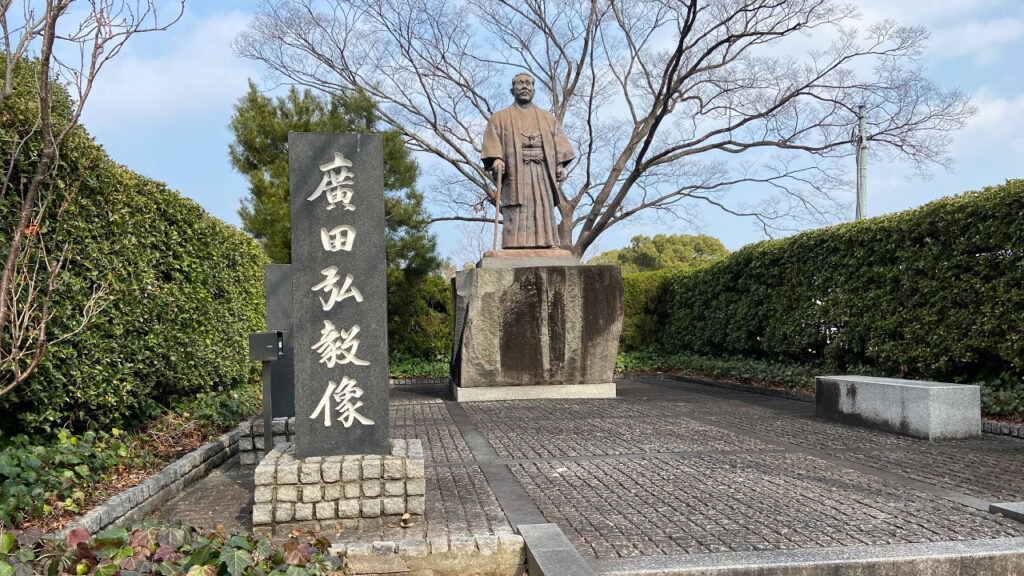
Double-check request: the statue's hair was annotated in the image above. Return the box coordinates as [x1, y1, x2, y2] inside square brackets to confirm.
[512, 72, 534, 83]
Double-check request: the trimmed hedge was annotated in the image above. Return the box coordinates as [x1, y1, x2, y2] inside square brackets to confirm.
[655, 180, 1024, 412]
[620, 268, 675, 350]
[0, 56, 267, 434]
[0, 158, 267, 434]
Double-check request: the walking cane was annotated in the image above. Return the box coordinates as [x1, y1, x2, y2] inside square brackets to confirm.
[492, 168, 503, 251]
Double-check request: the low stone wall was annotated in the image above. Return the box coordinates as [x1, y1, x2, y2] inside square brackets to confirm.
[57, 427, 241, 537]
[332, 534, 526, 576]
[253, 439, 425, 531]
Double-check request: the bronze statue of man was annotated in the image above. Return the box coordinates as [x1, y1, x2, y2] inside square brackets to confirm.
[482, 73, 575, 249]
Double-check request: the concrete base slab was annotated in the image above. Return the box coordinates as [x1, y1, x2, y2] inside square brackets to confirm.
[478, 249, 579, 268]
[991, 502, 1024, 524]
[520, 523, 595, 576]
[345, 554, 409, 574]
[453, 382, 616, 402]
[815, 375, 981, 440]
[593, 538, 1024, 575]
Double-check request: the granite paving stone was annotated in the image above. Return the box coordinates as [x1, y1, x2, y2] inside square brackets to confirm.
[156, 375, 1024, 571]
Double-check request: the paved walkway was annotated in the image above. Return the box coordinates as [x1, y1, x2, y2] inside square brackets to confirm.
[157, 376, 1024, 574]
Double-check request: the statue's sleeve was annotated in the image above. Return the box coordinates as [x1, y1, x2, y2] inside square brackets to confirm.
[552, 115, 575, 167]
[481, 113, 504, 171]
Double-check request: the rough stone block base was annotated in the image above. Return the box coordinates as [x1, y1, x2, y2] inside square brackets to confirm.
[331, 533, 525, 576]
[451, 265, 623, 391]
[816, 375, 981, 440]
[238, 417, 294, 465]
[253, 439, 424, 526]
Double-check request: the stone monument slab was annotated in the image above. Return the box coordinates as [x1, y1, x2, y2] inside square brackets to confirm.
[265, 264, 295, 418]
[288, 133, 390, 458]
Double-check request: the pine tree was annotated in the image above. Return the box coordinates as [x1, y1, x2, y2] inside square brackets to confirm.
[228, 81, 439, 277]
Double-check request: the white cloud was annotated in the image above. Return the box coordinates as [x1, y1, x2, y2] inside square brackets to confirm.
[856, 0, 1009, 27]
[928, 17, 1024, 63]
[953, 88, 1024, 158]
[80, 9, 260, 133]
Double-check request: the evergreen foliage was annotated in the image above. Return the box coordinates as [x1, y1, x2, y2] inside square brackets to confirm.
[229, 81, 445, 361]
[651, 181, 1024, 418]
[1, 60, 266, 435]
[589, 234, 728, 273]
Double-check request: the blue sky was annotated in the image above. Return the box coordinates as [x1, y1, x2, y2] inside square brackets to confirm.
[78, 0, 1024, 262]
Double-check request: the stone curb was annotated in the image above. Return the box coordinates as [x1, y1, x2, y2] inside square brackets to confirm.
[329, 532, 525, 575]
[55, 426, 243, 538]
[593, 537, 1024, 575]
[619, 372, 1024, 439]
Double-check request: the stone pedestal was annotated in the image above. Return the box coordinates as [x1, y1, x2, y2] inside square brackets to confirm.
[253, 439, 424, 534]
[451, 264, 623, 398]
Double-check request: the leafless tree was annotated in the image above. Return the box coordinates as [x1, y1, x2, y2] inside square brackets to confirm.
[237, 0, 974, 257]
[0, 0, 184, 398]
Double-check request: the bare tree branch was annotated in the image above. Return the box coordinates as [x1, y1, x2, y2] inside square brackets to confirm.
[238, 0, 974, 257]
[1, 0, 184, 398]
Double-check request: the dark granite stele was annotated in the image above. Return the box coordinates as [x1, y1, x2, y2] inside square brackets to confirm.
[288, 132, 390, 458]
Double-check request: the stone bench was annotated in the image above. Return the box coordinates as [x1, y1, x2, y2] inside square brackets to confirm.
[815, 375, 981, 440]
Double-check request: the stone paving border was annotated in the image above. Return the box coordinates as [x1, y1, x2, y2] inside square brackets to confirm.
[592, 537, 1024, 575]
[330, 532, 525, 576]
[619, 372, 1024, 439]
[520, 523, 595, 576]
[991, 503, 1024, 524]
[57, 426, 241, 537]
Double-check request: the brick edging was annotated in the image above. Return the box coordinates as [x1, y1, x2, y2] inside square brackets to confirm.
[55, 426, 243, 538]
[618, 372, 1024, 439]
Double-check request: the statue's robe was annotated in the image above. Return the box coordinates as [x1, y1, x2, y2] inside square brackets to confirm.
[481, 103, 575, 248]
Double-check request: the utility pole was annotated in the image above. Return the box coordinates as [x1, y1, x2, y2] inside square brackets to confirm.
[855, 104, 867, 220]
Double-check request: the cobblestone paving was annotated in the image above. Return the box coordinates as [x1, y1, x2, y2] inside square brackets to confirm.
[833, 446, 1024, 503]
[319, 464, 512, 544]
[511, 453, 1024, 559]
[156, 457, 254, 533]
[159, 395, 508, 545]
[390, 402, 474, 464]
[474, 410, 772, 458]
[159, 376, 1024, 565]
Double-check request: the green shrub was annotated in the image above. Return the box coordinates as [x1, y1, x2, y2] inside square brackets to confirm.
[655, 180, 1024, 418]
[0, 520, 343, 575]
[1, 158, 266, 435]
[387, 272, 452, 362]
[0, 429, 156, 526]
[0, 381, 260, 528]
[617, 350, 823, 391]
[388, 354, 449, 379]
[620, 268, 676, 351]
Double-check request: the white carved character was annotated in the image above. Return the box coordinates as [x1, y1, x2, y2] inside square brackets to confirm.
[310, 377, 375, 427]
[308, 152, 356, 210]
[311, 266, 364, 311]
[311, 320, 370, 367]
[320, 225, 356, 252]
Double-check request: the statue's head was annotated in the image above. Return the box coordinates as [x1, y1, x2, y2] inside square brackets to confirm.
[510, 73, 535, 105]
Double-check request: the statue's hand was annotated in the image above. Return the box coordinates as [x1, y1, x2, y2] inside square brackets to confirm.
[492, 159, 505, 175]
[556, 165, 566, 181]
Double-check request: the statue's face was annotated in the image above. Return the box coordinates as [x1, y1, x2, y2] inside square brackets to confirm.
[511, 76, 535, 105]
